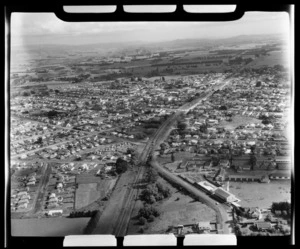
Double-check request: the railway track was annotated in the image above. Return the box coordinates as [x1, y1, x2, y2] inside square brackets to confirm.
[113, 165, 145, 236]
[32, 163, 51, 214]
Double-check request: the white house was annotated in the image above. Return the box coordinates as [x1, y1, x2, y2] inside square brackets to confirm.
[47, 209, 63, 216]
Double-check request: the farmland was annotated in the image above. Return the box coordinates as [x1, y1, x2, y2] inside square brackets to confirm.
[248, 50, 290, 68]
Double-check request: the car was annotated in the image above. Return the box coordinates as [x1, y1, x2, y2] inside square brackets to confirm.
[215, 202, 219, 205]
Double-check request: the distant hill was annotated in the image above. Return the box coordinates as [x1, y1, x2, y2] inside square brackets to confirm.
[12, 33, 286, 57]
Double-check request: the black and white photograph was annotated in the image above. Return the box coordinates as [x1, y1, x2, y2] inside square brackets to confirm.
[5, 4, 294, 244]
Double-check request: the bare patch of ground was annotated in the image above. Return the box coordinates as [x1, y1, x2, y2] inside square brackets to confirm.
[219, 115, 261, 130]
[228, 180, 291, 209]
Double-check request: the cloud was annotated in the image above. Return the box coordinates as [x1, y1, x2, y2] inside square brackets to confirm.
[10, 11, 290, 45]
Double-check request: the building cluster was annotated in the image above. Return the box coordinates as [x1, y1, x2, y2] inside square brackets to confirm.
[10, 162, 45, 212]
[163, 71, 290, 173]
[44, 165, 77, 211]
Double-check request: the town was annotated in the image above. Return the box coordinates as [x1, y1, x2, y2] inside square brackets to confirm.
[9, 28, 292, 238]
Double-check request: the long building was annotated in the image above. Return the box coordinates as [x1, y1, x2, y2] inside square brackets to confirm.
[213, 187, 237, 203]
[226, 174, 262, 182]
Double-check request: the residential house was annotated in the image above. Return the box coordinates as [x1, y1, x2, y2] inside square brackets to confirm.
[195, 221, 211, 233]
[255, 221, 272, 231]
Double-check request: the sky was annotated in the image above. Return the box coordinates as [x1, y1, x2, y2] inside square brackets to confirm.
[10, 11, 290, 46]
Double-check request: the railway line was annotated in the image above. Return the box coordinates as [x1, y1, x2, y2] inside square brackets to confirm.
[113, 165, 146, 236]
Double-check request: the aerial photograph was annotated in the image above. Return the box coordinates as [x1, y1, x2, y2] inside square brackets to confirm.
[8, 10, 293, 238]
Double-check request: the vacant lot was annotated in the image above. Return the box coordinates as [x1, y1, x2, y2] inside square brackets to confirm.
[180, 172, 206, 183]
[127, 177, 216, 235]
[219, 115, 261, 130]
[158, 151, 196, 167]
[229, 180, 291, 209]
[11, 217, 90, 236]
[164, 161, 182, 172]
[75, 177, 117, 209]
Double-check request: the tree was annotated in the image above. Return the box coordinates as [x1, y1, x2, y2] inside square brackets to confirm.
[200, 124, 208, 133]
[160, 143, 168, 151]
[47, 110, 59, 118]
[115, 158, 128, 174]
[149, 195, 156, 204]
[138, 205, 160, 219]
[256, 81, 262, 87]
[145, 168, 159, 183]
[177, 122, 187, 131]
[139, 217, 147, 225]
[282, 227, 291, 235]
[262, 119, 271, 125]
[265, 213, 272, 222]
[171, 152, 175, 162]
[140, 185, 158, 203]
[156, 182, 171, 198]
[36, 137, 43, 144]
[250, 155, 257, 170]
[159, 149, 165, 156]
[22, 91, 30, 96]
[219, 105, 227, 110]
[271, 202, 291, 212]
[250, 145, 256, 154]
[127, 148, 135, 155]
[274, 64, 285, 72]
[235, 224, 242, 236]
[211, 155, 220, 166]
[148, 215, 155, 222]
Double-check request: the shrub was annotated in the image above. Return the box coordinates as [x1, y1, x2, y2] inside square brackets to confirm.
[22, 91, 30, 96]
[115, 158, 128, 174]
[138, 205, 160, 219]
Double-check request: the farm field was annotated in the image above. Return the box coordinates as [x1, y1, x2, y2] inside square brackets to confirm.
[248, 50, 290, 68]
[11, 217, 90, 236]
[127, 177, 216, 235]
[228, 180, 291, 208]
